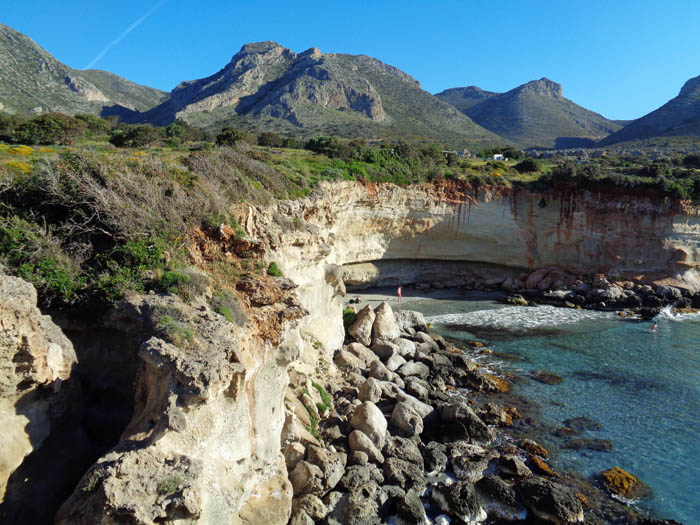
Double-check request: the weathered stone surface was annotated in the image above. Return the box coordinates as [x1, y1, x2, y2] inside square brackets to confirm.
[518, 477, 584, 524]
[394, 310, 428, 332]
[292, 494, 327, 520]
[339, 464, 385, 491]
[371, 302, 401, 343]
[422, 441, 448, 473]
[284, 442, 306, 471]
[290, 461, 326, 496]
[384, 353, 406, 372]
[348, 305, 375, 346]
[397, 488, 429, 524]
[0, 273, 77, 500]
[349, 401, 388, 449]
[432, 481, 487, 524]
[368, 359, 393, 382]
[601, 467, 649, 499]
[348, 430, 384, 464]
[498, 454, 533, 478]
[393, 337, 417, 358]
[334, 349, 364, 370]
[383, 436, 424, 469]
[450, 442, 497, 481]
[345, 342, 377, 367]
[476, 475, 526, 521]
[397, 360, 430, 379]
[307, 445, 346, 494]
[440, 400, 494, 445]
[390, 401, 423, 437]
[358, 377, 382, 403]
[382, 457, 425, 491]
[520, 438, 549, 458]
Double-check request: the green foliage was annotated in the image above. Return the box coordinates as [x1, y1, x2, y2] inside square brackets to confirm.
[312, 381, 333, 414]
[154, 269, 190, 293]
[342, 308, 358, 330]
[683, 154, 700, 169]
[216, 128, 250, 146]
[303, 401, 320, 439]
[258, 131, 286, 147]
[14, 113, 88, 145]
[83, 469, 105, 493]
[75, 114, 113, 135]
[514, 158, 539, 173]
[110, 124, 161, 148]
[305, 136, 344, 157]
[157, 475, 182, 495]
[155, 314, 194, 347]
[267, 261, 283, 276]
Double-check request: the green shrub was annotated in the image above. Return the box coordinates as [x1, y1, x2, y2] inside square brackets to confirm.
[514, 158, 539, 173]
[267, 261, 283, 276]
[110, 124, 161, 148]
[216, 128, 250, 146]
[312, 381, 333, 413]
[343, 308, 358, 329]
[157, 475, 182, 495]
[210, 289, 246, 324]
[155, 314, 194, 347]
[14, 113, 87, 145]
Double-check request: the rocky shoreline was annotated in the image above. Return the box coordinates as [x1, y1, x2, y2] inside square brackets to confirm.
[283, 300, 681, 524]
[381, 265, 700, 320]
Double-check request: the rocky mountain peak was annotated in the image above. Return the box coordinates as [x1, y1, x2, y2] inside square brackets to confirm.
[679, 74, 700, 98]
[518, 78, 563, 97]
[298, 47, 322, 60]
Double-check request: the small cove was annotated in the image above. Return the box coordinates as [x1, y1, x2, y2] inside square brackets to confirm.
[356, 287, 699, 523]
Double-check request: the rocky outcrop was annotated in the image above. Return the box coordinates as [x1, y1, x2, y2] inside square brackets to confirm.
[0, 271, 77, 500]
[55, 275, 306, 524]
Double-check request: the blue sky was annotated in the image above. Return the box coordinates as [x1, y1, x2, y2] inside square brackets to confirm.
[3, 0, 699, 120]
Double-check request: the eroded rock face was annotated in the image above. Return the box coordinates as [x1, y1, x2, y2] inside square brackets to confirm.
[55, 277, 305, 524]
[0, 272, 77, 500]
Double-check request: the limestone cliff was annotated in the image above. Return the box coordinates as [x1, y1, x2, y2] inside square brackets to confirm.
[0, 270, 77, 500]
[55, 274, 306, 524]
[245, 180, 700, 351]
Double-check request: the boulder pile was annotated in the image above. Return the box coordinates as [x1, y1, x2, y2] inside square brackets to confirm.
[284, 301, 588, 524]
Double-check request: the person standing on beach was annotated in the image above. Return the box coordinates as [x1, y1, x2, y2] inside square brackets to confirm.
[397, 285, 403, 303]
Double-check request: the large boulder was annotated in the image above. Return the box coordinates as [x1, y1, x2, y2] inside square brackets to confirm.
[390, 402, 423, 437]
[348, 305, 375, 346]
[349, 402, 388, 449]
[476, 475, 526, 521]
[348, 430, 384, 464]
[397, 361, 430, 380]
[432, 481, 487, 524]
[440, 401, 494, 444]
[345, 342, 378, 367]
[290, 461, 326, 497]
[371, 302, 401, 343]
[394, 310, 428, 333]
[517, 477, 584, 524]
[358, 377, 382, 403]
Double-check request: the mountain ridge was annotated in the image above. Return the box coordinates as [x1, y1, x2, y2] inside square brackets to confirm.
[601, 74, 700, 145]
[133, 41, 500, 146]
[0, 23, 167, 116]
[453, 77, 621, 147]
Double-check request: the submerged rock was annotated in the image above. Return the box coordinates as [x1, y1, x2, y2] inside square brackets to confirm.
[600, 466, 650, 499]
[562, 438, 613, 452]
[563, 417, 603, 431]
[530, 370, 564, 385]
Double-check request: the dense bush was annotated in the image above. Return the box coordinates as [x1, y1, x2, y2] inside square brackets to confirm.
[216, 128, 250, 146]
[110, 124, 161, 148]
[14, 113, 88, 145]
[514, 158, 539, 173]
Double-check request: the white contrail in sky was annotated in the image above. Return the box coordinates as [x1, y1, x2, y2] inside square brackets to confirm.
[84, 0, 166, 69]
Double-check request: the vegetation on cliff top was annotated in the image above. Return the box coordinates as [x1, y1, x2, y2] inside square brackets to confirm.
[2, 111, 700, 309]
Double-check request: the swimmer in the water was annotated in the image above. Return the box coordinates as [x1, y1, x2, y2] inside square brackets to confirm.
[651, 322, 658, 333]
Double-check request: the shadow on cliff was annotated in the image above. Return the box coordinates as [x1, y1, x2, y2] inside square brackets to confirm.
[0, 328, 139, 525]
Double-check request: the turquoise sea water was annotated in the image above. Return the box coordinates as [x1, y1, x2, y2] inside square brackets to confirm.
[404, 291, 700, 523]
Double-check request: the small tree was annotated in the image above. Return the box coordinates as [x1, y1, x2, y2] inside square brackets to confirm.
[514, 158, 540, 173]
[216, 128, 249, 146]
[257, 131, 285, 147]
[682, 154, 700, 169]
[109, 124, 160, 148]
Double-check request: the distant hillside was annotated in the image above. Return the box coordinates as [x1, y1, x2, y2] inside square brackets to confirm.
[600, 74, 700, 145]
[135, 42, 500, 146]
[453, 78, 621, 148]
[434, 86, 499, 112]
[0, 23, 166, 116]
